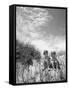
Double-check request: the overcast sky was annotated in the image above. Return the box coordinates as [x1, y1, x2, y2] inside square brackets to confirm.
[16, 6, 66, 55]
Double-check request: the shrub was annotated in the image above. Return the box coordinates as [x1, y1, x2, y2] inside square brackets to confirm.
[16, 40, 41, 65]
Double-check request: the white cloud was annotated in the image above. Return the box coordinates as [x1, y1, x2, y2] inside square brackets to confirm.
[16, 6, 51, 43]
[16, 7, 66, 55]
[31, 36, 65, 55]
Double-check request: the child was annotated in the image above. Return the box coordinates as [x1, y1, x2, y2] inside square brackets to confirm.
[51, 52, 60, 70]
[43, 50, 51, 70]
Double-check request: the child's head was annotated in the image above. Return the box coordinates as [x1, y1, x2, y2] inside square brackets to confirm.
[51, 51, 56, 58]
[43, 50, 48, 57]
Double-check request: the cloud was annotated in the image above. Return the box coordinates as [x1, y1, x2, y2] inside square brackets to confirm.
[16, 6, 65, 55]
[31, 36, 65, 55]
[16, 6, 52, 43]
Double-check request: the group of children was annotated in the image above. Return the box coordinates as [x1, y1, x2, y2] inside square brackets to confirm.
[16, 50, 61, 83]
[43, 50, 60, 70]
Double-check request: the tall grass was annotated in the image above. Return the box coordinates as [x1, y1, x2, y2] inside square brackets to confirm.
[16, 40, 66, 83]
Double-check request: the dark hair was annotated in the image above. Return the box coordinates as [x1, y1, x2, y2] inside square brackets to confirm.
[52, 51, 56, 55]
[43, 50, 48, 55]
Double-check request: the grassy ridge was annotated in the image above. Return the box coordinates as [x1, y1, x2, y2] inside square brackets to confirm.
[16, 40, 41, 65]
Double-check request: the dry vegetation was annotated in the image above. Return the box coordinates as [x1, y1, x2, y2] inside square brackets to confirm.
[16, 40, 66, 83]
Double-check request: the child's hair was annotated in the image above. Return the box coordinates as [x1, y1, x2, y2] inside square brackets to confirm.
[43, 50, 48, 55]
[51, 51, 56, 56]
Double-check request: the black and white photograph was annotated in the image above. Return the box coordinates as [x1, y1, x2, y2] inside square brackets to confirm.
[16, 5, 67, 84]
[0, 0, 69, 89]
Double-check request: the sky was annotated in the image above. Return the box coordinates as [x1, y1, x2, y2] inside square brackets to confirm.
[16, 6, 66, 55]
